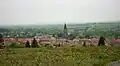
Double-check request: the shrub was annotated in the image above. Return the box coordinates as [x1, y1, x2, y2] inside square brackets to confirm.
[9, 43, 25, 48]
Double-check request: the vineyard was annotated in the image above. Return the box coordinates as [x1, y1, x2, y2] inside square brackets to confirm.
[0, 46, 120, 66]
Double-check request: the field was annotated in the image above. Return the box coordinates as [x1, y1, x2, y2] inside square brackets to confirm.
[0, 46, 120, 66]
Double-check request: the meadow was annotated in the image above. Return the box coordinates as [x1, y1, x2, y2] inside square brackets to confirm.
[0, 46, 120, 66]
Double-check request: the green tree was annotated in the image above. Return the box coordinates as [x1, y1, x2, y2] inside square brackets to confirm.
[68, 34, 76, 40]
[25, 40, 30, 48]
[85, 35, 90, 39]
[98, 36, 105, 46]
[0, 34, 4, 49]
[57, 32, 64, 38]
[31, 38, 38, 48]
[0, 34, 4, 42]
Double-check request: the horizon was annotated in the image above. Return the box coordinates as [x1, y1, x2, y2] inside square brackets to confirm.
[0, 21, 120, 27]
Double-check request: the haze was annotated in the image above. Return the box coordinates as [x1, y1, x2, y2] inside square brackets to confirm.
[0, 0, 120, 25]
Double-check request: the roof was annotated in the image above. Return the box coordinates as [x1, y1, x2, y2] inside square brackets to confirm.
[3, 38, 33, 43]
[111, 39, 120, 45]
[90, 38, 99, 43]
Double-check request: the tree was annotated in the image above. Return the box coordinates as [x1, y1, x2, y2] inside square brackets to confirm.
[98, 36, 105, 46]
[85, 35, 90, 39]
[31, 38, 38, 48]
[25, 40, 30, 48]
[52, 34, 55, 37]
[0, 34, 4, 42]
[68, 34, 76, 40]
[57, 32, 64, 38]
[0, 34, 4, 49]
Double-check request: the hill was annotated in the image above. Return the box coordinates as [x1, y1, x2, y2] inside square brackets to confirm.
[0, 46, 120, 66]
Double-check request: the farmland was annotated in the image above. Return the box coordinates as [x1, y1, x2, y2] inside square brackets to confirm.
[0, 46, 120, 66]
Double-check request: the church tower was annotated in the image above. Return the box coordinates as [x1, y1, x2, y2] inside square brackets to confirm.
[63, 23, 68, 39]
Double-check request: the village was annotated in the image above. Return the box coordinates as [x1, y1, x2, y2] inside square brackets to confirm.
[1, 0, 120, 65]
[1, 24, 120, 48]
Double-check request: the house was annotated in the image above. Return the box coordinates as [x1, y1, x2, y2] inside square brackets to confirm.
[35, 35, 56, 44]
[90, 38, 99, 46]
[55, 39, 67, 44]
[3, 38, 16, 42]
[79, 39, 91, 46]
[111, 39, 120, 46]
[17, 38, 33, 44]
[73, 39, 80, 44]
[3, 37, 33, 44]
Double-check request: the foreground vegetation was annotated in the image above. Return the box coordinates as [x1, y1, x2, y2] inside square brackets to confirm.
[0, 46, 120, 66]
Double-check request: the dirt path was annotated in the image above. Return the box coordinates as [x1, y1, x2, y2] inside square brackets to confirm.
[108, 60, 120, 66]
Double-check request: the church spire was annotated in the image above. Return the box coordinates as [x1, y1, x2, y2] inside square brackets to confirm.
[63, 23, 68, 39]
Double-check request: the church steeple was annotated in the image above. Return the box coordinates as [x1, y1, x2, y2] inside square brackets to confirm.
[63, 23, 68, 39]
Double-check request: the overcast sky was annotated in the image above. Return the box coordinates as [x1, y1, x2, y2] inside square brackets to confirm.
[0, 0, 120, 25]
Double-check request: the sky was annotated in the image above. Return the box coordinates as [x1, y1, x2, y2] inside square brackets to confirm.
[0, 0, 120, 25]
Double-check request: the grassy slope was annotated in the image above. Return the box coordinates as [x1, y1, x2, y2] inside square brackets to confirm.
[0, 46, 120, 66]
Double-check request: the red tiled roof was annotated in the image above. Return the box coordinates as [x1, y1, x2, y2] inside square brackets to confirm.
[90, 38, 99, 44]
[111, 39, 120, 46]
[3, 38, 33, 43]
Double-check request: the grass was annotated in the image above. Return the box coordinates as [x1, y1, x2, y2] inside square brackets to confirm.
[0, 46, 120, 66]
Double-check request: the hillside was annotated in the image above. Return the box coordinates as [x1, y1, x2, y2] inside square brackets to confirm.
[0, 46, 120, 66]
